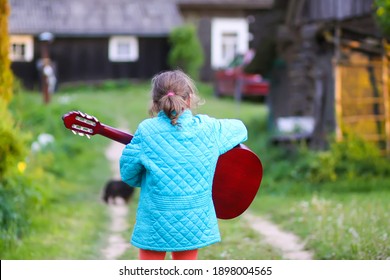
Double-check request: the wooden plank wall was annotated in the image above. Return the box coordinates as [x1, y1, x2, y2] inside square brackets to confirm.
[335, 43, 390, 155]
[301, 0, 373, 22]
[383, 41, 390, 155]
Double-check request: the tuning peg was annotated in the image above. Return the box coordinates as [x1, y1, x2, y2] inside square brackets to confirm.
[72, 130, 77, 135]
[79, 111, 86, 117]
[86, 134, 90, 139]
[78, 132, 85, 136]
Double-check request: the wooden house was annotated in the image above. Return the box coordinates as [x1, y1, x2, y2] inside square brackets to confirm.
[176, 0, 275, 81]
[268, 0, 390, 153]
[8, 0, 182, 89]
[8, 0, 276, 88]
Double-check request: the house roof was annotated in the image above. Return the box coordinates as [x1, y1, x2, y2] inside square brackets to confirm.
[286, 0, 374, 25]
[176, 0, 274, 9]
[9, 0, 183, 37]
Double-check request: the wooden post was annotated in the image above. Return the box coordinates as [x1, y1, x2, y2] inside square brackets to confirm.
[334, 26, 343, 141]
[334, 61, 343, 141]
[382, 40, 390, 155]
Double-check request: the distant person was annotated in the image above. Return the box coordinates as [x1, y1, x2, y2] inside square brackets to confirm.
[119, 70, 248, 260]
[37, 58, 57, 94]
[43, 62, 56, 94]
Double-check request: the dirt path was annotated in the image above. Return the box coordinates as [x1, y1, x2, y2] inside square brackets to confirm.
[243, 212, 314, 260]
[101, 138, 131, 260]
[100, 132, 313, 260]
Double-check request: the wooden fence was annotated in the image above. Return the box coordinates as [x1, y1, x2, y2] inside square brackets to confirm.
[335, 42, 390, 155]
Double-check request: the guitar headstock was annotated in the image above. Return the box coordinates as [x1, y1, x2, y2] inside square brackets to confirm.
[62, 111, 101, 138]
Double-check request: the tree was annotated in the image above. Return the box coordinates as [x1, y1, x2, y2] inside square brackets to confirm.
[375, 0, 390, 37]
[0, 0, 13, 103]
[168, 24, 204, 80]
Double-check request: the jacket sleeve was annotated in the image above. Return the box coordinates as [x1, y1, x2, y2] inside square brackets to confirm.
[214, 118, 248, 155]
[119, 129, 145, 187]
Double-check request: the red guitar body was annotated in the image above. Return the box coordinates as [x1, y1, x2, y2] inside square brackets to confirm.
[62, 111, 263, 219]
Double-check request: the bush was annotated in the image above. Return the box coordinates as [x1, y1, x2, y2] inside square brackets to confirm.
[168, 24, 204, 79]
[0, 0, 13, 103]
[0, 100, 25, 178]
[0, 99, 41, 252]
[374, 0, 390, 37]
[0, 1, 25, 248]
[0, 94, 56, 253]
[287, 133, 390, 188]
[0, 169, 52, 252]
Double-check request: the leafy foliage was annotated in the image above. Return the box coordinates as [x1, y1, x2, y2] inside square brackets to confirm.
[0, 99, 52, 252]
[0, 101, 25, 178]
[291, 133, 390, 185]
[0, 0, 13, 103]
[374, 0, 390, 36]
[168, 24, 204, 80]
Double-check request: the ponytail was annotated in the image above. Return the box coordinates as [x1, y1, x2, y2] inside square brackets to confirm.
[149, 70, 203, 126]
[160, 93, 187, 126]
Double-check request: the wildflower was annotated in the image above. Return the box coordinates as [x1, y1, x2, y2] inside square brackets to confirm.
[17, 161, 27, 173]
[377, 7, 385, 17]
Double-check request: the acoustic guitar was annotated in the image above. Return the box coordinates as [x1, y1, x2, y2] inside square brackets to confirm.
[62, 111, 263, 219]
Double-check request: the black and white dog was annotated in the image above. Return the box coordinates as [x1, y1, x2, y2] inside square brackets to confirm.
[102, 180, 134, 204]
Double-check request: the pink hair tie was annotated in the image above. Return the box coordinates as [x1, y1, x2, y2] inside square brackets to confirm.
[166, 92, 175, 97]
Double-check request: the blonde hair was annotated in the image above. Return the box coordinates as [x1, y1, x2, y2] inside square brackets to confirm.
[149, 70, 202, 126]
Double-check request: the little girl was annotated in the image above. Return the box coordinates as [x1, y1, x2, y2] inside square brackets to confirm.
[120, 70, 247, 260]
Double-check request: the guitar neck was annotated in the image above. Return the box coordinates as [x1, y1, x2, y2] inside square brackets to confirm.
[100, 124, 133, 145]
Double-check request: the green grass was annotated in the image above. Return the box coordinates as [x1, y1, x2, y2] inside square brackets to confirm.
[58, 80, 267, 133]
[5, 80, 389, 260]
[250, 190, 390, 259]
[201, 218, 282, 260]
[3, 81, 280, 260]
[3, 90, 112, 259]
[3, 190, 107, 259]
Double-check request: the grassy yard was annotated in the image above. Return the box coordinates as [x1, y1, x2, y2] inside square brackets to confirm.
[4, 80, 281, 260]
[250, 191, 390, 259]
[4, 80, 389, 260]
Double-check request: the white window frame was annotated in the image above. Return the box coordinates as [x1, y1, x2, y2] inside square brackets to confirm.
[108, 36, 139, 62]
[211, 18, 249, 69]
[9, 35, 34, 62]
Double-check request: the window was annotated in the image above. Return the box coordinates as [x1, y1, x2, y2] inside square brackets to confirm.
[109, 36, 139, 62]
[221, 32, 238, 65]
[9, 35, 34, 62]
[211, 18, 249, 68]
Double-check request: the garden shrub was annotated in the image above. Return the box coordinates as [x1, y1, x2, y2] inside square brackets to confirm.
[168, 24, 204, 80]
[0, 0, 13, 103]
[288, 133, 390, 187]
[0, 101, 29, 252]
[0, 100, 25, 179]
[374, 0, 390, 37]
[0, 169, 49, 252]
[0, 99, 56, 253]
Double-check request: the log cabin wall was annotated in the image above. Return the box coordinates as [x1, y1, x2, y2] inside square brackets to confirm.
[270, 0, 383, 150]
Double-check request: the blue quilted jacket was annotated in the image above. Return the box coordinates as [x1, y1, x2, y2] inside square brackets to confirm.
[120, 110, 247, 251]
